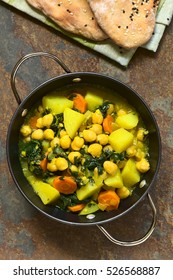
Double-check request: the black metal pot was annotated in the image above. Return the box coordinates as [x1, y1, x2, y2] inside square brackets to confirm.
[7, 52, 161, 246]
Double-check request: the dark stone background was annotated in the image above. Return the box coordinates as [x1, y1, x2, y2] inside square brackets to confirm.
[0, 2, 172, 259]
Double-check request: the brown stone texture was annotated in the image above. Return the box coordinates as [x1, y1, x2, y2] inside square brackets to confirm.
[0, 2, 172, 260]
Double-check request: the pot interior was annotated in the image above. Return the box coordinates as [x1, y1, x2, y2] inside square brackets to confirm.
[7, 73, 161, 225]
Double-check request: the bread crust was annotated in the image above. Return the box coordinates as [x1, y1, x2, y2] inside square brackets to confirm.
[27, 0, 107, 41]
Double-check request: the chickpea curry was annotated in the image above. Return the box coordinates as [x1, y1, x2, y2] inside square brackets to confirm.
[19, 86, 150, 216]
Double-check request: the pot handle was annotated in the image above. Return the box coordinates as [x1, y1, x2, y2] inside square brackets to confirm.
[10, 52, 71, 105]
[97, 193, 157, 246]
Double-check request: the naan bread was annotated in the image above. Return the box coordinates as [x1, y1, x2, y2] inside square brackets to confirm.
[27, 0, 107, 41]
[87, 0, 159, 48]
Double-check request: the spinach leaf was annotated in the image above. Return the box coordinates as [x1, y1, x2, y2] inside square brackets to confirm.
[98, 101, 113, 117]
[83, 154, 106, 174]
[50, 113, 63, 135]
[19, 140, 43, 177]
[56, 193, 89, 210]
[20, 140, 42, 161]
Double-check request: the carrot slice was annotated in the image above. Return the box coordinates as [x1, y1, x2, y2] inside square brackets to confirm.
[98, 190, 120, 211]
[40, 157, 48, 172]
[103, 115, 114, 134]
[72, 93, 87, 113]
[28, 116, 38, 129]
[53, 176, 77, 194]
[68, 204, 85, 212]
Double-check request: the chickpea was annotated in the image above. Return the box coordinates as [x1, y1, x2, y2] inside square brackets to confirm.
[103, 145, 113, 153]
[92, 109, 103, 124]
[81, 176, 89, 185]
[36, 117, 43, 128]
[59, 123, 64, 128]
[20, 125, 32, 137]
[107, 103, 114, 115]
[88, 143, 102, 157]
[136, 158, 150, 173]
[90, 124, 102, 135]
[56, 157, 68, 171]
[137, 128, 148, 141]
[38, 105, 43, 113]
[60, 130, 67, 138]
[126, 145, 137, 157]
[50, 137, 60, 148]
[71, 136, 84, 150]
[47, 147, 52, 153]
[47, 158, 58, 172]
[68, 151, 81, 164]
[83, 129, 96, 142]
[31, 129, 44, 140]
[25, 136, 31, 142]
[21, 151, 26, 157]
[135, 149, 145, 161]
[103, 161, 118, 175]
[117, 109, 127, 116]
[117, 186, 130, 199]
[43, 129, 54, 140]
[42, 113, 53, 127]
[97, 134, 109, 145]
[137, 141, 144, 149]
[60, 135, 71, 149]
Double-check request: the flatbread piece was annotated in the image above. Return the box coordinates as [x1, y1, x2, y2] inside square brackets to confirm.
[27, 0, 107, 41]
[87, 0, 159, 48]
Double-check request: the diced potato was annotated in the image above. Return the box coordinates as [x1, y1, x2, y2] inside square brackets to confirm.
[76, 181, 101, 201]
[104, 168, 124, 188]
[121, 158, 140, 188]
[109, 128, 134, 153]
[85, 92, 103, 111]
[116, 112, 139, 129]
[42, 94, 73, 114]
[79, 201, 99, 215]
[30, 179, 60, 205]
[64, 108, 85, 139]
